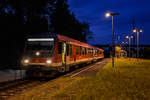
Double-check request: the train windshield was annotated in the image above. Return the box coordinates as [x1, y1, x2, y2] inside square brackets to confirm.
[25, 38, 55, 57]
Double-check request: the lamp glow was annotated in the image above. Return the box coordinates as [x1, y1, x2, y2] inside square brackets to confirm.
[28, 38, 54, 41]
[46, 60, 52, 64]
[105, 13, 111, 18]
[139, 29, 143, 32]
[133, 29, 137, 33]
[24, 59, 29, 63]
[126, 36, 129, 39]
[36, 52, 40, 56]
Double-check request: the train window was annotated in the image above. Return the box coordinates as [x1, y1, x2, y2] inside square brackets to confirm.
[89, 48, 91, 54]
[69, 44, 72, 55]
[90, 48, 91, 54]
[26, 41, 54, 51]
[82, 47, 84, 55]
[88, 48, 90, 54]
[66, 44, 69, 56]
[96, 50, 97, 55]
[92, 49, 93, 54]
[85, 48, 87, 55]
[76, 46, 79, 54]
[87, 48, 88, 54]
[95, 49, 96, 54]
[80, 46, 82, 55]
[58, 42, 62, 54]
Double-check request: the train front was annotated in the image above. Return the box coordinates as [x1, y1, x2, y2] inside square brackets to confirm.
[21, 37, 57, 74]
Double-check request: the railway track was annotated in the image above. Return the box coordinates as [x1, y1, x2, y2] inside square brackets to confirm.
[0, 64, 92, 100]
[0, 59, 107, 100]
[0, 79, 46, 100]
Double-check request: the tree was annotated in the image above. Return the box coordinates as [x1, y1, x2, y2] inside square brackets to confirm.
[50, 0, 92, 42]
[0, 0, 93, 68]
[8, 0, 54, 32]
[0, 0, 55, 68]
[80, 22, 93, 42]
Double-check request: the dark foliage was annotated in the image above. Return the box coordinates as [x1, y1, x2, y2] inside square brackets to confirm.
[0, 0, 53, 69]
[50, 0, 92, 42]
[0, 0, 92, 69]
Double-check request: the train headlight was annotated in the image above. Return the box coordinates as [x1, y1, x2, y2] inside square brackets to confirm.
[36, 51, 40, 56]
[24, 59, 29, 64]
[46, 60, 52, 64]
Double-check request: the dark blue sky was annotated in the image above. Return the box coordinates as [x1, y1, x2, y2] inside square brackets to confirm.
[68, 0, 150, 45]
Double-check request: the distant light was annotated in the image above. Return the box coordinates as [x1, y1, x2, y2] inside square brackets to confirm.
[139, 29, 143, 32]
[24, 59, 29, 63]
[131, 36, 133, 38]
[46, 60, 52, 64]
[126, 36, 129, 39]
[36, 52, 40, 56]
[122, 41, 125, 44]
[28, 38, 54, 42]
[105, 13, 111, 18]
[133, 29, 137, 33]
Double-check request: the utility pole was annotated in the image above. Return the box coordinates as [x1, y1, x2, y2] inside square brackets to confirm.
[132, 17, 135, 57]
[106, 12, 119, 67]
[126, 36, 133, 57]
[133, 29, 143, 58]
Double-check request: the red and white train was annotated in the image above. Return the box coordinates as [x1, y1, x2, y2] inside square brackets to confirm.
[21, 33, 104, 77]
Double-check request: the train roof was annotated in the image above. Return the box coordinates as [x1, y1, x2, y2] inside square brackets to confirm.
[57, 35, 103, 51]
[26, 33, 103, 51]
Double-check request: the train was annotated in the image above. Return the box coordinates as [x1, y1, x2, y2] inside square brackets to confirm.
[21, 33, 104, 77]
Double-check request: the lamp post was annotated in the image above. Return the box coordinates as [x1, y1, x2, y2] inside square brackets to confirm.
[105, 12, 119, 67]
[133, 29, 143, 58]
[126, 36, 133, 57]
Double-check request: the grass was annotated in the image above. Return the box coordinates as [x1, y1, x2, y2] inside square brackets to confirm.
[9, 76, 85, 100]
[10, 58, 150, 100]
[52, 58, 150, 100]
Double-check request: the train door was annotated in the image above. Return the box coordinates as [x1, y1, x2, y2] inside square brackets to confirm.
[66, 44, 70, 64]
[62, 42, 66, 72]
[66, 44, 70, 71]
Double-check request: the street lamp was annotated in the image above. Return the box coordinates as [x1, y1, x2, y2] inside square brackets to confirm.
[126, 35, 133, 57]
[105, 12, 119, 67]
[133, 29, 143, 58]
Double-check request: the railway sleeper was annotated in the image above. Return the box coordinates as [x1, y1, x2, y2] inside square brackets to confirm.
[26, 69, 58, 79]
